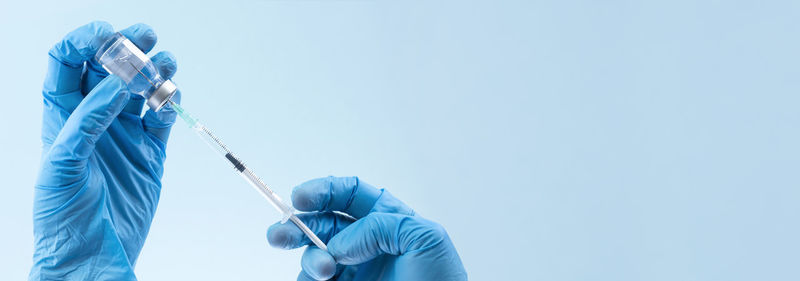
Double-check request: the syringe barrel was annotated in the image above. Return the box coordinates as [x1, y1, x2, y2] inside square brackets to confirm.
[239, 170, 295, 222]
[191, 123, 230, 158]
[95, 32, 177, 111]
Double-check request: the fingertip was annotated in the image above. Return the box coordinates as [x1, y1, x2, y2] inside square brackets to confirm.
[120, 23, 157, 53]
[301, 247, 337, 280]
[267, 222, 300, 250]
[51, 21, 115, 67]
[291, 178, 329, 212]
[151, 51, 177, 79]
[86, 21, 115, 48]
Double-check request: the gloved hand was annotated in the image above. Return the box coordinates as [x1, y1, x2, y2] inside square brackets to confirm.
[267, 176, 468, 281]
[31, 21, 180, 280]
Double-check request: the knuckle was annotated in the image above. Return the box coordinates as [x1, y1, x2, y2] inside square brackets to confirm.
[399, 216, 450, 253]
[417, 217, 448, 239]
[361, 213, 392, 233]
[363, 212, 385, 225]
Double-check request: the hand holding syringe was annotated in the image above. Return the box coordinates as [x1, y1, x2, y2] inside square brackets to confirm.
[95, 32, 328, 251]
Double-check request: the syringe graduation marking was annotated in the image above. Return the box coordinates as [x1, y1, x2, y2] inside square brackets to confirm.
[196, 126, 246, 172]
[197, 124, 246, 172]
[199, 126, 233, 155]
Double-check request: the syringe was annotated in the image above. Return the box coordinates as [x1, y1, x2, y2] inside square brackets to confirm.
[91, 32, 325, 250]
[168, 100, 328, 251]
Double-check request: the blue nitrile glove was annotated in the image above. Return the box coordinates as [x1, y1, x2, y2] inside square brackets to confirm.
[30, 21, 180, 280]
[267, 176, 468, 281]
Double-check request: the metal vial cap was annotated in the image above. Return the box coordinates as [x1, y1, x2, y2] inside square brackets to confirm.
[148, 80, 177, 111]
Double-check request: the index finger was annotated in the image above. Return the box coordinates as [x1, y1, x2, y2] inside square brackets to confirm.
[291, 176, 414, 218]
[44, 21, 114, 111]
[42, 21, 114, 146]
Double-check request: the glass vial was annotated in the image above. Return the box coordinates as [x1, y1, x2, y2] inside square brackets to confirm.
[95, 32, 177, 111]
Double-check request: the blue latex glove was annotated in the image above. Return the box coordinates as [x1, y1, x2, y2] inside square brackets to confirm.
[30, 21, 180, 280]
[267, 176, 468, 281]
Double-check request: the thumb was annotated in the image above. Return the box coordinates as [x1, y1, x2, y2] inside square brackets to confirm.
[39, 75, 129, 187]
[327, 213, 450, 265]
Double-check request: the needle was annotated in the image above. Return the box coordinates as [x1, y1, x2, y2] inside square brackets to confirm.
[128, 61, 158, 88]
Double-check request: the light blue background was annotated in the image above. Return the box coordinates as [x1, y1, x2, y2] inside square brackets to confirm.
[1, 0, 799, 280]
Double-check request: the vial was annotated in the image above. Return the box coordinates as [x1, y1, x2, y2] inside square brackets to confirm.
[95, 32, 177, 111]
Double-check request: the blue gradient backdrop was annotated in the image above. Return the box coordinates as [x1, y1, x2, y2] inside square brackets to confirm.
[1, 0, 799, 280]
